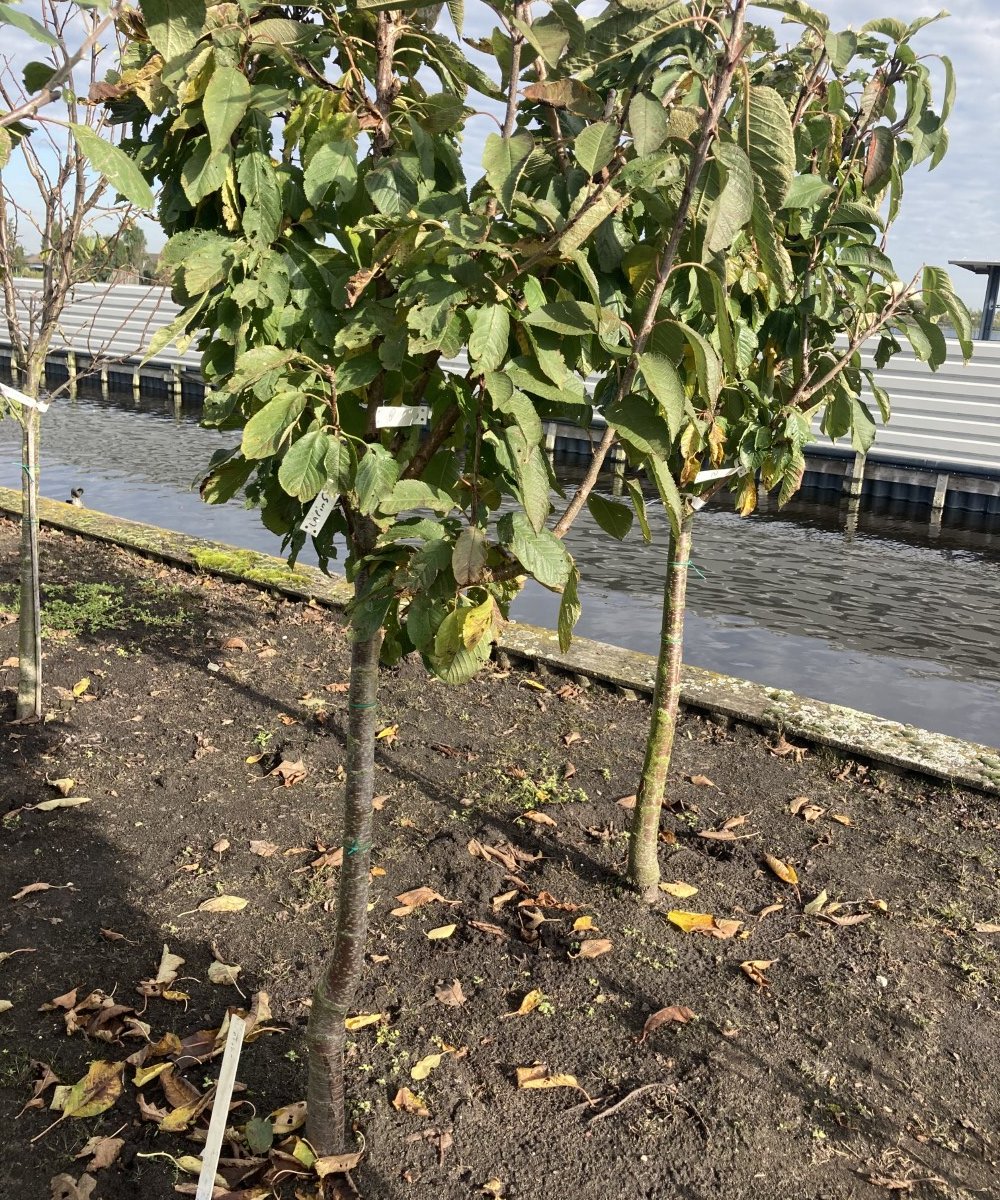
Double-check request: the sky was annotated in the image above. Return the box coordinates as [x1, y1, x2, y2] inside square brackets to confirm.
[0, 1, 997, 308]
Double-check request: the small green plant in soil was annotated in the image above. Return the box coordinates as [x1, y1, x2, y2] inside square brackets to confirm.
[0, 580, 187, 637]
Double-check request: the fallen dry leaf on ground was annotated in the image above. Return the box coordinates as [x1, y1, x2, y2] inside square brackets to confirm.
[207, 961, 241, 986]
[269, 1099, 307, 1135]
[434, 980, 466, 1007]
[155, 946, 185, 986]
[689, 774, 715, 787]
[740, 959, 778, 988]
[666, 911, 742, 939]
[515, 1066, 579, 1091]
[315, 1150, 364, 1178]
[825, 912, 871, 927]
[616, 794, 637, 809]
[0, 947, 35, 964]
[249, 840, 279, 857]
[830, 813, 853, 826]
[73, 1135, 124, 1170]
[522, 810, 557, 827]
[48, 778, 76, 797]
[0, 999, 13, 1013]
[11, 882, 74, 901]
[344, 1012, 385, 1030]
[769, 734, 806, 761]
[58, 1061, 124, 1119]
[31, 797, 93, 812]
[50, 1173, 96, 1200]
[638, 1006, 696, 1043]
[193, 895, 248, 914]
[570, 939, 612, 960]
[392, 886, 450, 916]
[468, 920, 509, 940]
[974, 922, 1000, 934]
[804, 889, 829, 916]
[764, 854, 799, 885]
[572, 915, 599, 932]
[392, 1087, 430, 1116]
[269, 758, 307, 787]
[503, 989, 545, 1018]
[411, 1053, 444, 1081]
[659, 881, 698, 899]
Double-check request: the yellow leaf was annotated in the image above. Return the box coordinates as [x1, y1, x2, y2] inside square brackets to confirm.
[32, 796, 93, 812]
[764, 854, 798, 885]
[344, 1013, 385, 1031]
[197, 895, 248, 913]
[520, 679, 548, 692]
[269, 1099, 307, 1134]
[410, 1053, 444, 1081]
[659, 881, 698, 899]
[515, 1066, 579, 1090]
[133, 1062, 171, 1088]
[49, 777, 76, 796]
[392, 1086, 431, 1116]
[503, 989, 544, 1018]
[159, 1099, 204, 1132]
[246, 753, 264, 764]
[426, 924, 457, 940]
[72, 677, 91, 698]
[666, 911, 742, 939]
[376, 724, 398, 741]
[804, 889, 828, 916]
[62, 1061, 123, 1119]
[572, 915, 599, 932]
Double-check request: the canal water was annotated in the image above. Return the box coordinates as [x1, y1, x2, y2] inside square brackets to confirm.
[2, 388, 998, 747]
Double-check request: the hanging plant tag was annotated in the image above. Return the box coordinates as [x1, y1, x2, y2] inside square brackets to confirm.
[301, 490, 338, 538]
[0, 383, 49, 412]
[375, 404, 429, 429]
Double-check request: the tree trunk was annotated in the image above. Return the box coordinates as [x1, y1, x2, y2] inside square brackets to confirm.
[627, 512, 694, 896]
[16, 402, 42, 720]
[305, 583, 383, 1155]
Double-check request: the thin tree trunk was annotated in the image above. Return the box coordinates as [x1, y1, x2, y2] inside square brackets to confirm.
[627, 513, 694, 896]
[16, 402, 42, 720]
[305, 580, 383, 1155]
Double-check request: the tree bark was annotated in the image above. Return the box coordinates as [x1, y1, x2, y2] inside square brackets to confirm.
[305, 575, 383, 1155]
[626, 513, 694, 896]
[16, 400, 42, 720]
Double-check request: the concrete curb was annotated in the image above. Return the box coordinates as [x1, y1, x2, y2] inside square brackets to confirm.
[3, 486, 998, 795]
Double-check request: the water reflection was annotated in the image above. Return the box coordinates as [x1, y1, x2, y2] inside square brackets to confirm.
[1, 386, 998, 746]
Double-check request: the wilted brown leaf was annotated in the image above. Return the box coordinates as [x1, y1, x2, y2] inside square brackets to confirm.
[769, 735, 806, 761]
[491, 890, 519, 912]
[11, 881, 73, 901]
[740, 959, 778, 988]
[392, 1087, 430, 1117]
[764, 854, 799, 886]
[32, 796, 93, 812]
[689, 774, 715, 788]
[434, 980, 466, 1007]
[222, 636, 249, 652]
[757, 902, 785, 918]
[323, 681, 349, 693]
[522, 810, 557, 827]
[155, 945, 185, 986]
[974, 922, 1000, 934]
[638, 1005, 696, 1043]
[249, 840, 279, 857]
[269, 758, 307, 787]
[40, 988, 78, 1011]
[616, 794, 637, 810]
[394, 886, 449, 913]
[74, 1134, 124, 1170]
[207, 961, 241, 986]
[831, 813, 853, 826]
[269, 1099, 307, 1135]
[825, 912, 871, 927]
[48, 778, 76, 797]
[315, 1150, 364, 1178]
[468, 920, 509, 940]
[562, 731, 581, 747]
[49, 1173, 96, 1200]
[570, 939, 612, 960]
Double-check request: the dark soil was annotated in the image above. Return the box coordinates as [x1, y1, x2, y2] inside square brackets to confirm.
[1, 516, 998, 1200]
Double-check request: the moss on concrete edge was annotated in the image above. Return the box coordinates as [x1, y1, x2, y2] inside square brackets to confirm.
[4, 486, 997, 794]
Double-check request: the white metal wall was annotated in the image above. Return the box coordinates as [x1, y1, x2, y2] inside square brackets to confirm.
[3, 278, 999, 475]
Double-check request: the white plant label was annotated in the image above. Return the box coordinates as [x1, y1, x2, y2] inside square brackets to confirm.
[375, 404, 429, 429]
[301, 489, 337, 537]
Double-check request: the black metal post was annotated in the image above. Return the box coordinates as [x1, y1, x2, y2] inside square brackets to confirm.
[979, 266, 1000, 341]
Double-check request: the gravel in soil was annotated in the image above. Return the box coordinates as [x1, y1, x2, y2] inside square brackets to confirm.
[0, 517, 998, 1200]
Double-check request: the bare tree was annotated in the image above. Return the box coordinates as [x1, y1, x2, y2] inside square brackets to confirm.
[0, 1, 147, 720]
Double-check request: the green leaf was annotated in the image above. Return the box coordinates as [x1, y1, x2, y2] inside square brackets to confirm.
[181, 138, 228, 205]
[558, 187, 622, 257]
[230, 346, 295, 391]
[745, 86, 795, 209]
[521, 301, 600, 336]
[604, 393, 673, 459]
[381, 479, 455, 516]
[469, 305, 510, 373]
[446, 0, 464, 35]
[303, 140, 357, 206]
[750, 176, 793, 298]
[452, 528, 487, 586]
[823, 30, 857, 71]
[238, 151, 282, 246]
[557, 564, 581, 653]
[278, 430, 330, 501]
[850, 397, 877, 454]
[142, 0, 206, 61]
[365, 156, 418, 216]
[482, 131, 534, 215]
[861, 16, 908, 40]
[625, 478, 652, 543]
[587, 493, 633, 541]
[645, 457, 683, 540]
[574, 121, 617, 176]
[503, 512, 571, 589]
[837, 243, 895, 278]
[325, 436, 356, 494]
[22, 60, 54, 92]
[628, 92, 668, 157]
[355, 444, 400, 515]
[899, 313, 947, 370]
[637, 352, 684, 441]
[940, 54, 955, 123]
[0, 2, 57, 44]
[242, 392, 307, 459]
[430, 608, 493, 685]
[783, 174, 833, 209]
[70, 124, 153, 209]
[922, 265, 973, 362]
[203, 65, 250, 153]
[706, 142, 753, 253]
[752, 0, 828, 32]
